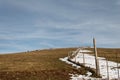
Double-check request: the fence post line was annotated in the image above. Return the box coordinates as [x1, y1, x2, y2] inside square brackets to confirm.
[117, 62, 119, 80]
[83, 52, 85, 66]
[106, 59, 109, 80]
[93, 38, 100, 77]
[81, 47, 85, 66]
[75, 54, 76, 63]
[82, 48, 85, 66]
[68, 52, 70, 59]
[116, 53, 119, 80]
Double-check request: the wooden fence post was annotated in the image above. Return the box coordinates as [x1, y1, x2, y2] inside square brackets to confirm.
[83, 52, 85, 66]
[106, 59, 109, 80]
[116, 53, 119, 80]
[75, 54, 77, 63]
[93, 38, 100, 77]
[68, 52, 70, 59]
[80, 47, 85, 66]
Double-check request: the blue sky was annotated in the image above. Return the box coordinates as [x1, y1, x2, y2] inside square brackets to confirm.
[0, 0, 120, 53]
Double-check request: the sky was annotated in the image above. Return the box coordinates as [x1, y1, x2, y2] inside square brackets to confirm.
[0, 0, 120, 53]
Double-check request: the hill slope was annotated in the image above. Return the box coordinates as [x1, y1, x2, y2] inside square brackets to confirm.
[0, 48, 120, 80]
[0, 48, 78, 80]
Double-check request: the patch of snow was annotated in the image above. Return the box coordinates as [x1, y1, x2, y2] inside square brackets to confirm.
[71, 50, 120, 79]
[60, 49, 120, 80]
[70, 72, 101, 80]
[79, 50, 92, 53]
[59, 57, 81, 69]
[86, 71, 92, 77]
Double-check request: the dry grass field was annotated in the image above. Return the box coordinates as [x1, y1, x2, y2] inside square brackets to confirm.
[87, 48, 120, 63]
[0, 47, 120, 80]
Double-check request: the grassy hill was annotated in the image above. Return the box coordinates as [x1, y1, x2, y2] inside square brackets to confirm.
[0, 47, 120, 80]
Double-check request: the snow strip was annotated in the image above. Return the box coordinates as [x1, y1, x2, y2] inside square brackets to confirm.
[60, 49, 120, 80]
[71, 50, 120, 79]
[70, 72, 102, 80]
[59, 57, 81, 69]
[60, 57, 100, 80]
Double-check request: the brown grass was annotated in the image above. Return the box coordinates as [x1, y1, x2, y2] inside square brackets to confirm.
[0, 48, 80, 80]
[86, 48, 120, 62]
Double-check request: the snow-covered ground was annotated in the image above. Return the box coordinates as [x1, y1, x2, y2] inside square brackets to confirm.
[60, 49, 120, 80]
[60, 57, 81, 69]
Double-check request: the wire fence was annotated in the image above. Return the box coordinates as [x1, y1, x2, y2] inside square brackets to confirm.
[68, 47, 120, 80]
